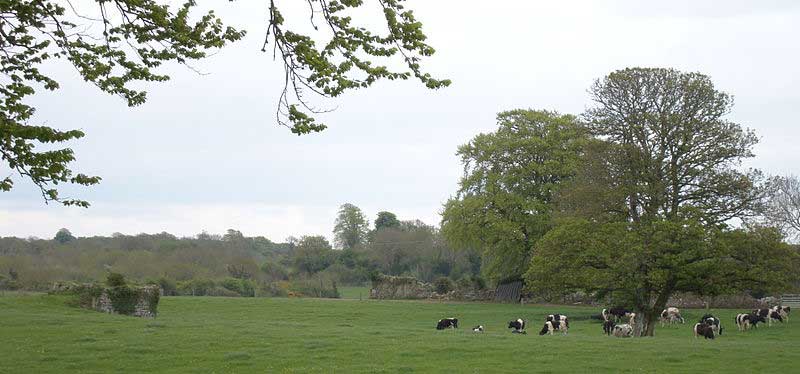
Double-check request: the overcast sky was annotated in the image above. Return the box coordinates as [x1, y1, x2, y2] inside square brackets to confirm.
[2, 0, 799, 241]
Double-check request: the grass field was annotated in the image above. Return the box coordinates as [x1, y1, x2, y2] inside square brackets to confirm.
[1, 294, 798, 373]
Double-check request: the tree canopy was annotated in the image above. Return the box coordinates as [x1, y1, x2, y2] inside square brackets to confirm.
[333, 203, 370, 249]
[441, 110, 587, 283]
[374, 211, 401, 231]
[761, 175, 800, 242]
[1, 0, 447, 207]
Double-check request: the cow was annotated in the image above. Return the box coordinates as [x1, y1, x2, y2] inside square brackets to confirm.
[612, 323, 633, 338]
[508, 318, 526, 333]
[753, 308, 784, 327]
[660, 307, 685, 326]
[772, 306, 791, 322]
[736, 313, 766, 331]
[699, 314, 723, 336]
[603, 307, 636, 324]
[546, 314, 570, 328]
[472, 325, 484, 332]
[539, 320, 568, 335]
[436, 318, 458, 330]
[693, 322, 715, 339]
[603, 320, 616, 335]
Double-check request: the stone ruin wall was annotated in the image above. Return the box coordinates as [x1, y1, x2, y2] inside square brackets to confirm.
[92, 286, 159, 318]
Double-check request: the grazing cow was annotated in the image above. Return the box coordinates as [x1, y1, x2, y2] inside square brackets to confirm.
[699, 314, 723, 336]
[508, 319, 526, 333]
[612, 324, 633, 338]
[754, 308, 785, 326]
[436, 318, 458, 330]
[604, 307, 636, 324]
[603, 320, 616, 335]
[660, 307, 685, 326]
[693, 322, 715, 339]
[472, 325, 484, 332]
[772, 306, 791, 322]
[546, 314, 570, 328]
[539, 320, 568, 335]
[736, 313, 766, 331]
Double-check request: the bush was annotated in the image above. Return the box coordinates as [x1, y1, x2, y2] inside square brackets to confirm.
[147, 277, 177, 296]
[257, 281, 288, 297]
[220, 278, 256, 297]
[106, 272, 127, 288]
[434, 277, 454, 294]
[290, 278, 340, 298]
[177, 278, 215, 296]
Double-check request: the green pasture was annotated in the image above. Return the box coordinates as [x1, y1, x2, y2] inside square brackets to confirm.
[1, 294, 797, 373]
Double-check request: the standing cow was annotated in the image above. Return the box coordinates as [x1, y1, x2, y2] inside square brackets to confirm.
[699, 314, 723, 336]
[693, 322, 715, 339]
[660, 307, 685, 326]
[539, 320, 568, 335]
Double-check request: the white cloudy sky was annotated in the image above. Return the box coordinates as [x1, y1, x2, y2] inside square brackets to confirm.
[2, 0, 799, 241]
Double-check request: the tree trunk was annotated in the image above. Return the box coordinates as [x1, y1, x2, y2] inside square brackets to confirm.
[644, 310, 658, 336]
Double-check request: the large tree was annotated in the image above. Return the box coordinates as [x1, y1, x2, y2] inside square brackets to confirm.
[441, 110, 587, 283]
[527, 68, 777, 336]
[1, 1, 448, 206]
[333, 203, 370, 249]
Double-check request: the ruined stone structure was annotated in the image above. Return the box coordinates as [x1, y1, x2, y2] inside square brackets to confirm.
[92, 286, 159, 318]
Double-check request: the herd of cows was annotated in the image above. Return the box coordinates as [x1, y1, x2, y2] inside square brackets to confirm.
[435, 305, 792, 339]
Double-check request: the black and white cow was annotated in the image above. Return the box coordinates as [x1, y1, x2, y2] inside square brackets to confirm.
[772, 306, 791, 322]
[436, 317, 458, 330]
[603, 307, 636, 324]
[472, 325, 484, 332]
[603, 320, 616, 336]
[539, 320, 568, 335]
[693, 322, 715, 340]
[508, 318, 526, 333]
[612, 323, 633, 338]
[699, 314, 723, 336]
[546, 314, 570, 328]
[736, 313, 766, 331]
[660, 307, 685, 326]
[753, 308, 784, 327]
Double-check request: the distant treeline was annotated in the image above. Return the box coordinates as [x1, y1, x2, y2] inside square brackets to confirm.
[0, 215, 482, 297]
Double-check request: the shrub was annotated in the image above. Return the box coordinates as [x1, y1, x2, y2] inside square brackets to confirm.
[257, 281, 288, 297]
[177, 278, 215, 296]
[434, 277, 454, 294]
[206, 286, 240, 297]
[106, 272, 127, 288]
[290, 278, 340, 298]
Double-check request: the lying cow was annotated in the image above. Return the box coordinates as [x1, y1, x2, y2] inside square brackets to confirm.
[436, 317, 458, 330]
[508, 318, 526, 333]
[736, 313, 766, 331]
[472, 325, 484, 332]
[693, 322, 715, 339]
[602, 320, 616, 336]
[539, 320, 568, 335]
[660, 307, 685, 326]
[612, 323, 633, 338]
[699, 314, 723, 336]
[546, 314, 569, 328]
